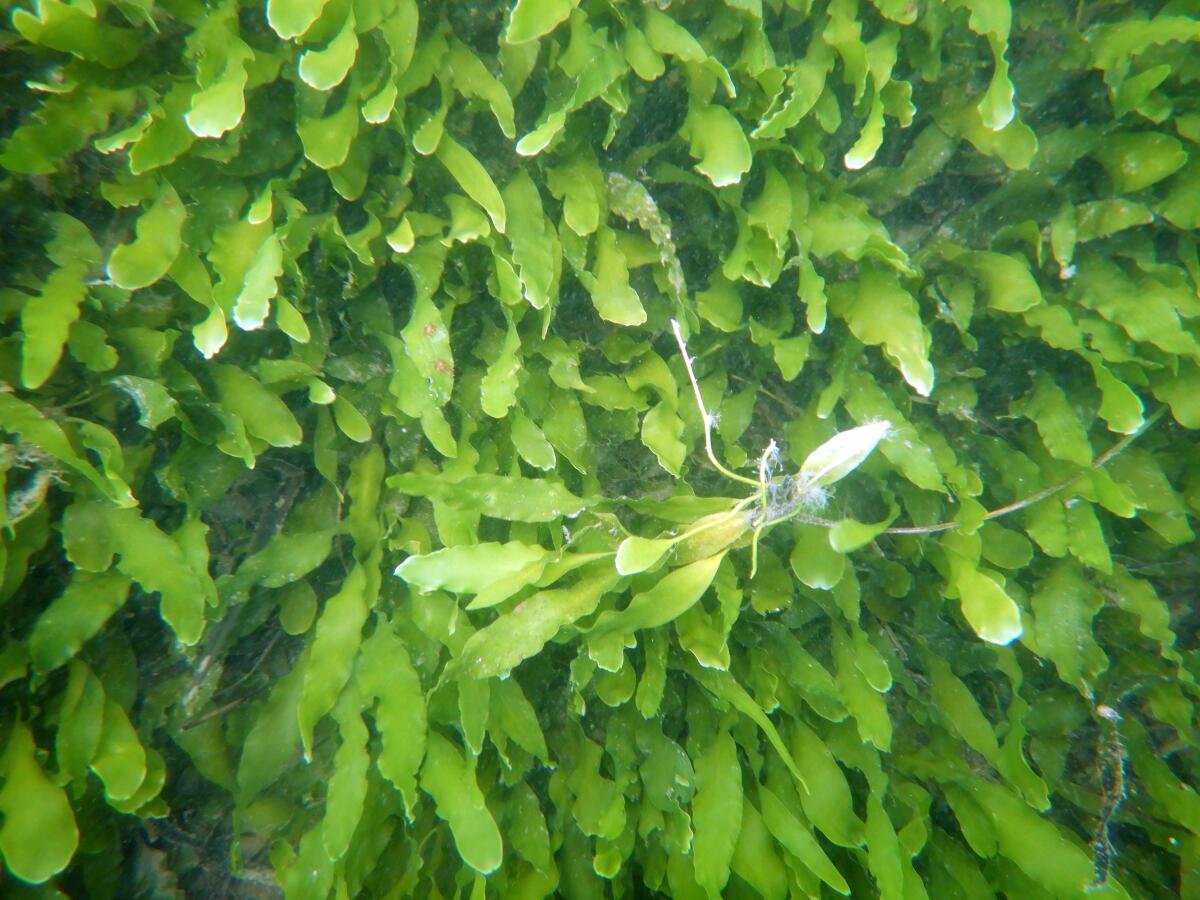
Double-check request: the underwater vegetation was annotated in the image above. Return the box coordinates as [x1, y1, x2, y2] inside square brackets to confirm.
[2, 0, 1200, 896]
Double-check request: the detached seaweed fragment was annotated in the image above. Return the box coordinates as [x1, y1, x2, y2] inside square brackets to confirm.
[669, 318, 890, 575]
[1, 440, 64, 526]
[668, 314, 1169, 577]
[1089, 704, 1127, 891]
[608, 172, 694, 324]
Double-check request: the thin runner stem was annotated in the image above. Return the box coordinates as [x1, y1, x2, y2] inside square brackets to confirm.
[671, 319, 760, 488]
[822, 406, 1168, 537]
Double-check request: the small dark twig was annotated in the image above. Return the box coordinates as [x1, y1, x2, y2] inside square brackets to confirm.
[179, 695, 253, 732]
[218, 629, 283, 697]
[180, 629, 282, 731]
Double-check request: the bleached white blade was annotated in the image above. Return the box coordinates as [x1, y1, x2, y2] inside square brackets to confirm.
[797, 421, 891, 491]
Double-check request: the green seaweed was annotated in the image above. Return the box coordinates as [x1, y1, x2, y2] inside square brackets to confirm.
[0, 0, 1197, 896]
